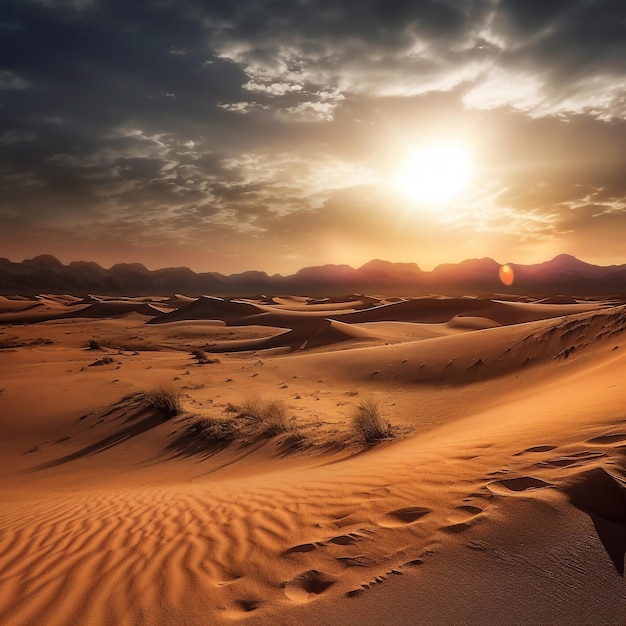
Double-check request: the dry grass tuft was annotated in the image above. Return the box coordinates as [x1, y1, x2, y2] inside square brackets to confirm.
[239, 397, 291, 436]
[191, 348, 220, 364]
[88, 356, 115, 367]
[184, 416, 238, 443]
[146, 386, 182, 419]
[351, 397, 394, 445]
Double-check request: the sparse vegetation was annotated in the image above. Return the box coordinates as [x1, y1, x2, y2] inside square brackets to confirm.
[191, 348, 220, 364]
[0, 337, 53, 349]
[168, 393, 408, 457]
[87, 339, 101, 350]
[239, 397, 291, 436]
[351, 397, 394, 445]
[88, 356, 115, 367]
[146, 386, 183, 419]
[184, 416, 238, 443]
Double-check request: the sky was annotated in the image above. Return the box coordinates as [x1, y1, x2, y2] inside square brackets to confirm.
[1, 0, 626, 274]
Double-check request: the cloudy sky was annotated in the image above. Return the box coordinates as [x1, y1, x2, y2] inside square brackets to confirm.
[1, 0, 626, 273]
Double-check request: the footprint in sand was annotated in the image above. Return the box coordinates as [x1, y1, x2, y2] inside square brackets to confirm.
[329, 533, 360, 546]
[379, 506, 431, 527]
[235, 599, 262, 612]
[513, 445, 557, 456]
[283, 570, 337, 602]
[540, 451, 605, 468]
[486, 477, 553, 495]
[448, 505, 483, 523]
[283, 542, 322, 555]
[336, 555, 373, 568]
[586, 433, 626, 446]
[442, 505, 484, 534]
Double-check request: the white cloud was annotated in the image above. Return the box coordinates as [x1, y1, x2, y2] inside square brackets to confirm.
[243, 81, 303, 95]
[462, 67, 544, 112]
[217, 101, 269, 114]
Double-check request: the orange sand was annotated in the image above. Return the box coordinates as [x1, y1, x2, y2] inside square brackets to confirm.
[1, 294, 625, 625]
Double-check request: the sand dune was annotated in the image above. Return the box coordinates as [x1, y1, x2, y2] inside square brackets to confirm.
[0, 296, 44, 313]
[147, 294, 607, 328]
[147, 295, 265, 324]
[0, 299, 170, 324]
[61, 301, 171, 318]
[202, 318, 377, 353]
[1, 294, 625, 625]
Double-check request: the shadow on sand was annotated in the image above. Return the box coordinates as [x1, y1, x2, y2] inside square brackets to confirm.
[31, 405, 165, 471]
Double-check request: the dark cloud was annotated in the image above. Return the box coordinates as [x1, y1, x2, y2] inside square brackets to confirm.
[1, 0, 625, 271]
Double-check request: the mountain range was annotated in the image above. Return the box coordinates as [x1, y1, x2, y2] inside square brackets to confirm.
[0, 254, 625, 297]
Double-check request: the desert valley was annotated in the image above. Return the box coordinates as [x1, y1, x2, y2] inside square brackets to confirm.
[1, 259, 626, 625]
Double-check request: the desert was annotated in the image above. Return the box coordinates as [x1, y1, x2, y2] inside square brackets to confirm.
[3, 1, 626, 623]
[1, 278, 626, 625]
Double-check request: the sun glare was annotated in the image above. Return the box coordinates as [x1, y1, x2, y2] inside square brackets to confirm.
[396, 143, 472, 204]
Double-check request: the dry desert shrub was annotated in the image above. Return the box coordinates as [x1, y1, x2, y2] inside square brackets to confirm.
[88, 356, 115, 366]
[191, 348, 220, 364]
[146, 385, 182, 419]
[351, 397, 394, 445]
[239, 397, 291, 436]
[184, 416, 238, 443]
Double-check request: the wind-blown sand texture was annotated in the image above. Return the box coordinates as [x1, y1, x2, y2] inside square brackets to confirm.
[1, 293, 626, 625]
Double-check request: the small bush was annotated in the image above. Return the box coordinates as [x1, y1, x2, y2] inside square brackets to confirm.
[87, 339, 101, 350]
[240, 397, 290, 436]
[88, 356, 115, 367]
[146, 386, 182, 419]
[191, 348, 220, 364]
[351, 397, 394, 445]
[185, 416, 238, 443]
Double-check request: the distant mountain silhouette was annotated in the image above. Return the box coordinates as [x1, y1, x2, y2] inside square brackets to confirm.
[0, 254, 624, 296]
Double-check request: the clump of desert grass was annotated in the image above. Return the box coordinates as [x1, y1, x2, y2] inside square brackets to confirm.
[351, 397, 395, 445]
[170, 397, 312, 456]
[184, 416, 238, 443]
[238, 397, 291, 436]
[88, 356, 115, 367]
[146, 385, 182, 419]
[162, 393, 406, 458]
[191, 348, 220, 364]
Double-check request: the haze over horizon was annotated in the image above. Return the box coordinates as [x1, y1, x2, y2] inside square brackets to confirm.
[2, 1, 626, 274]
[3, 250, 625, 277]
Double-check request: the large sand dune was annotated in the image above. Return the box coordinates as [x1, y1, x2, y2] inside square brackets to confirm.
[1, 294, 625, 624]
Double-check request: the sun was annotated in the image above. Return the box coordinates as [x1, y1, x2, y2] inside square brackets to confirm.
[396, 143, 472, 204]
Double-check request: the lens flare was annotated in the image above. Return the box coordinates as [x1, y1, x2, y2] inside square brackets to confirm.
[499, 264, 514, 286]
